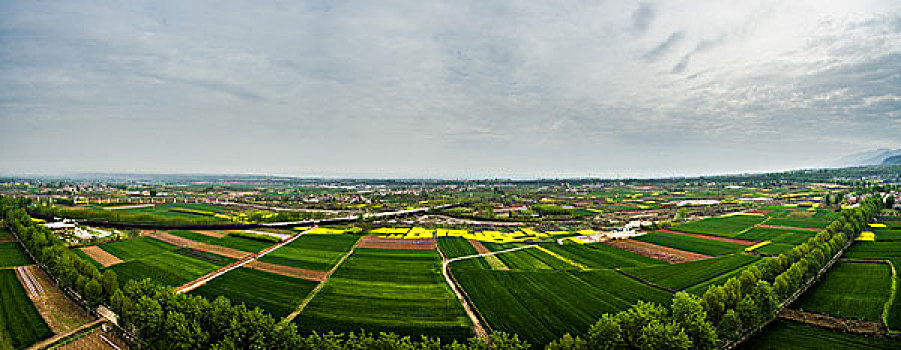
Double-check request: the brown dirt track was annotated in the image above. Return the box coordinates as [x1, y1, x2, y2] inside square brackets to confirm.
[194, 230, 226, 238]
[757, 224, 822, 232]
[246, 260, 328, 282]
[779, 309, 885, 335]
[151, 232, 252, 259]
[658, 229, 758, 245]
[355, 236, 437, 250]
[603, 239, 712, 263]
[467, 239, 492, 254]
[53, 327, 130, 350]
[78, 246, 123, 267]
[151, 232, 197, 247]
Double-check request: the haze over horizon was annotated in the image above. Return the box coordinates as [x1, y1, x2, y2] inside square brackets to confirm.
[1, 1, 899, 178]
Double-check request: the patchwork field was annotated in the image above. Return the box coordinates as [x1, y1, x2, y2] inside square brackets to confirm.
[98, 236, 176, 261]
[544, 243, 664, 269]
[844, 241, 901, 259]
[671, 215, 766, 237]
[735, 227, 814, 244]
[295, 248, 472, 340]
[452, 269, 672, 346]
[623, 253, 761, 291]
[108, 250, 234, 287]
[874, 229, 901, 241]
[0, 269, 52, 350]
[168, 230, 272, 253]
[738, 319, 900, 350]
[437, 237, 492, 270]
[793, 262, 893, 322]
[191, 267, 319, 319]
[259, 234, 359, 271]
[0, 242, 31, 268]
[634, 231, 747, 256]
[765, 217, 831, 229]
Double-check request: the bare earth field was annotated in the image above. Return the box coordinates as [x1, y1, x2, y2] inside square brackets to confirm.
[603, 239, 713, 263]
[355, 236, 437, 250]
[78, 246, 123, 267]
[16, 265, 94, 334]
[659, 229, 759, 245]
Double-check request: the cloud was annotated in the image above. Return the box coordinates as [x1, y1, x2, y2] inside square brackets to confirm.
[631, 3, 655, 34]
[644, 31, 685, 61]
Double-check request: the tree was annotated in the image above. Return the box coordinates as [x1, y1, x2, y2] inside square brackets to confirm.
[586, 314, 624, 349]
[546, 334, 586, 350]
[700, 286, 726, 324]
[83, 278, 104, 307]
[100, 270, 118, 299]
[671, 292, 718, 349]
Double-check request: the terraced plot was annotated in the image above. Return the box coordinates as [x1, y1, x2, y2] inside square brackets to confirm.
[452, 269, 672, 347]
[191, 267, 318, 319]
[794, 262, 892, 322]
[735, 227, 813, 244]
[623, 253, 760, 291]
[0, 269, 52, 350]
[0, 242, 31, 267]
[108, 250, 234, 287]
[738, 319, 899, 350]
[295, 248, 472, 341]
[671, 215, 766, 237]
[634, 231, 747, 256]
[258, 235, 359, 271]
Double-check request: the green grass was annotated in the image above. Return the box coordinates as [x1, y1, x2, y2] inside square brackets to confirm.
[542, 243, 665, 269]
[844, 242, 901, 260]
[671, 215, 766, 237]
[492, 247, 576, 270]
[258, 235, 359, 271]
[766, 217, 830, 229]
[623, 254, 761, 291]
[452, 269, 672, 347]
[99, 236, 176, 261]
[738, 319, 900, 349]
[874, 229, 901, 241]
[0, 270, 52, 350]
[753, 242, 796, 255]
[735, 227, 814, 244]
[108, 250, 231, 287]
[169, 230, 272, 253]
[0, 228, 14, 242]
[191, 267, 318, 319]
[296, 248, 472, 341]
[634, 231, 747, 256]
[886, 258, 901, 331]
[794, 262, 892, 322]
[0, 243, 31, 268]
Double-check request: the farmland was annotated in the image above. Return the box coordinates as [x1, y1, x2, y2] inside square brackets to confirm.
[452, 269, 672, 346]
[98, 236, 176, 261]
[0, 242, 31, 267]
[258, 234, 358, 271]
[542, 243, 664, 269]
[844, 241, 901, 259]
[191, 267, 319, 318]
[0, 270, 52, 350]
[109, 250, 233, 287]
[793, 262, 893, 322]
[295, 248, 472, 340]
[738, 319, 900, 350]
[634, 230, 747, 256]
[168, 230, 273, 253]
[735, 226, 813, 244]
[623, 253, 760, 291]
[671, 214, 766, 237]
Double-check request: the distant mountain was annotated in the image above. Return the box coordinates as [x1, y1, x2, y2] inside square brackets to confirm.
[884, 155, 901, 165]
[832, 148, 901, 167]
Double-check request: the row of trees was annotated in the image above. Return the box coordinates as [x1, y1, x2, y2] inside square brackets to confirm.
[544, 194, 884, 350]
[2, 195, 531, 349]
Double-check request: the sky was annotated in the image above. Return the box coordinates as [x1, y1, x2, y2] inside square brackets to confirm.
[1, 1, 899, 179]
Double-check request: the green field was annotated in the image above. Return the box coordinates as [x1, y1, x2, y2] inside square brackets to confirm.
[671, 215, 766, 237]
[634, 231, 747, 256]
[453, 269, 672, 346]
[492, 247, 576, 270]
[874, 229, 901, 241]
[753, 242, 796, 255]
[735, 227, 814, 244]
[0, 270, 52, 350]
[844, 242, 901, 259]
[99, 236, 176, 261]
[0, 228, 14, 242]
[108, 250, 233, 287]
[545, 243, 665, 269]
[295, 248, 472, 341]
[71, 249, 104, 269]
[0, 243, 31, 268]
[738, 319, 899, 349]
[794, 262, 892, 322]
[438, 237, 491, 270]
[259, 234, 359, 271]
[191, 267, 318, 319]
[169, 230, 272, 253]
[623, 254, 761, 291]
[766, 217, 830, 229]
[888, 258, 901, 331]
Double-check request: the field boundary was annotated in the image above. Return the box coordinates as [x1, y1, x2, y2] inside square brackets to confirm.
[777, 309, 885, 335]
[613, 269, 676, 293]
[658, 229, 759, 245]
[78, 246, 124, 267]
[883, 259, 898, 334]
[467, 239, 508, 270]
[603, 239, 713, 263]
[280, 245, 357, 324]
[756, 224, 821, 232]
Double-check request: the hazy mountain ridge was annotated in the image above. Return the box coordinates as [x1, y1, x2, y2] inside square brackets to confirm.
[832, 148, 901, 167]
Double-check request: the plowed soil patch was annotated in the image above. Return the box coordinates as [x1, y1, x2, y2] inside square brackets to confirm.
[757, 224, 821, 232]
[659, 229, 758, 245]
[779, 308, 885, 335]
[194, 230, 226, 238]
[78, 246, 124, 267]
[246, 260, 328, 282]
[19, 265, 93, 333]
[151, 232, 197, 246]
[467, 239, 492, 254]
[604, 239, 712, 263]
[193, 243, 252, 259]
[356, 236, 436, 250]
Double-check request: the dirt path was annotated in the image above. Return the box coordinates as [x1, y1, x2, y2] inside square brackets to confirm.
[356, 236, 437, 250]
[467, 239, 508, 270]
[26, 320, 103, 350]
[603, 239, 712, 263]
[16, 265, 94, 334]
[778, 308, 885, 335]
[246, 260, 328, 281]
[194, 230, 226, 238]
[78, 246, 124, 267]
[757, 224, 822, 232]
[659, 229, 759, 245]
[53, 327, 130, 350]
[151, 232, 252, 259]
[150, 232, 198, 246]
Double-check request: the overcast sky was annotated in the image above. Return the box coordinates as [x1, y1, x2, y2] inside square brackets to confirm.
[1, 1, 899, 179]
